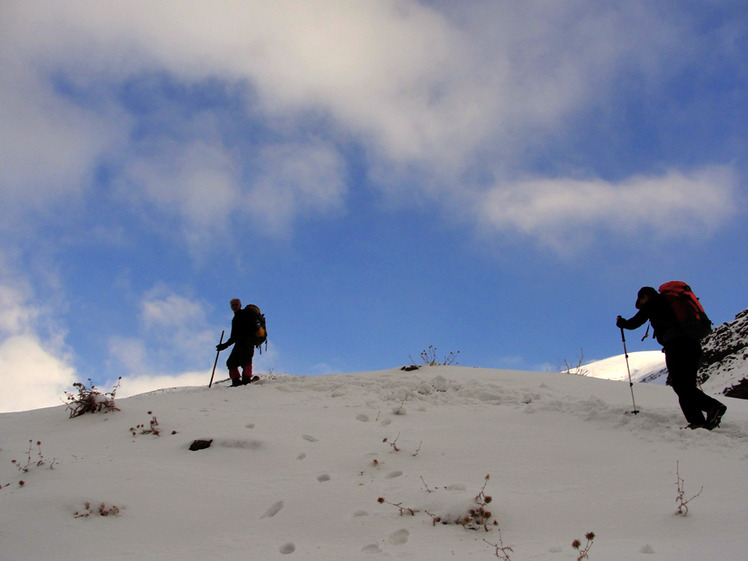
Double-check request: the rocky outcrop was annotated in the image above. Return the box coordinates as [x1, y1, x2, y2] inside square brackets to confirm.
[699, 309, 748, 398]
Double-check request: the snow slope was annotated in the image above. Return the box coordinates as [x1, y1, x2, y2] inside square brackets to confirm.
[1, 366, 746, 561]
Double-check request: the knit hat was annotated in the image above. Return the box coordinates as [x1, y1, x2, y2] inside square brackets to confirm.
[635, 286, 657, 309]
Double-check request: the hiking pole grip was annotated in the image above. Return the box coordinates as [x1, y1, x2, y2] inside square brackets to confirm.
[209, 330, 225, 388]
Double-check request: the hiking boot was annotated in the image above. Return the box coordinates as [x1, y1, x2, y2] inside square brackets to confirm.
[684, 422, 706, 430]
[705, 404, 727, 430]
[231, 378, 243, 387]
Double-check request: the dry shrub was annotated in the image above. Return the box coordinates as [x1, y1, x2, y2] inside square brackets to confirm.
[64, 378, 121, 418]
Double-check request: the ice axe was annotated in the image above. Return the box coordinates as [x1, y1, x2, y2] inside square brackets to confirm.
[620, 327, 639, 414]
[209, 330, 225, 388]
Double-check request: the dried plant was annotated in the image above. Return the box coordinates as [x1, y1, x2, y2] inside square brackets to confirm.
[382, 433, 421, 456]
[3, 441, 57, 490]
[572, 532, 595, 560]
[12, 440, 52, 472]
[420, 476, 436, 493]
[379, 474, 499, 532]
[74, 501, 121, 518]
[412, 441, 423, 457]
[10, 440, 57, 480]
[377, 496, 418, 516]
[130, 412, 161, 436]
[382, 433, 401, 452]
[64, 378, 121, 418]
[409, 345, 460, 366]
[459, 474, 497, 531]
[484, 532, 514, 560]
[675, 461, 702, 516]
[561, 349, 588, 376]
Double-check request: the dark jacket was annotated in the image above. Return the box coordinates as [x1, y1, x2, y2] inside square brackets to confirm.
[225, 307, 256, 348]
[618, 292, 682, 346]
[223, 307, 262, 369]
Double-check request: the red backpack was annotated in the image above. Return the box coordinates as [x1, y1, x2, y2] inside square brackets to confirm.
[658, 281, 712, 339]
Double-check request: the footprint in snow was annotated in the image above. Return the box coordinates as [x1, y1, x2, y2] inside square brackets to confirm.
[279, 542, 296, 554]
[356, 414, 369, 422]
[385, 470, 403, 479]
[302, 434, 318, 442]
[317, 473, 330, 482]
[389, 528, 409, 545]
[361, 544, 381, 554]
[216, 439, 262, 450]
[261, 501, 284, 519]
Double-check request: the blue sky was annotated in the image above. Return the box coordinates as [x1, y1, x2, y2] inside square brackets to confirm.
[1, 1, 746, 412]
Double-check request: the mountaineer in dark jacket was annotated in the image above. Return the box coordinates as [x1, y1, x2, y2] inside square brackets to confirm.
[216, 298, 257, 387]
[617, 287, 726, 429]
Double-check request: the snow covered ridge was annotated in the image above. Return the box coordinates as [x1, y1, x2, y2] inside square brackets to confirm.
[581, 351, 666, 385]
[1, 366, 747, 561]
[699, 308, 748, 398]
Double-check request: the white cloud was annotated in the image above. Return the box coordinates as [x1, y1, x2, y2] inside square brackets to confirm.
[141, 290, 206, 331]
[245, 141, 347, 235]
[0, 1, 743, 249]
[68, 0, 483, 164]
[0, 335, 77, 413]
[0, 283, 37, 334]
[116, 370, 209, 399]
[140, 287, 215, 347]
[0, 277, 77, 413]
[121, 139, 241, 229]
[0, 58, 115, 225]
[106, 335, 149, 378]
[477, 166, 739, 250]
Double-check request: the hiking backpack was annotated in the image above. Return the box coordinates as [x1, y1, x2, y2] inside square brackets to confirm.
[658, 281, 712, 339]
[245, 304, 267, 350]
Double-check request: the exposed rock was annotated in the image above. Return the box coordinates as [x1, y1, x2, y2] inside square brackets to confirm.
[189, 439, 213, 451]
[699, 309, 748, 399]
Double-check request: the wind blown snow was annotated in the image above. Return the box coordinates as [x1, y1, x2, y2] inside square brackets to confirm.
[1, 365, 746, 561]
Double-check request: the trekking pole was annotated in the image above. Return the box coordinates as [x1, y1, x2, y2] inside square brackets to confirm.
[209, 330, 225, 388]
[620, 327, 639, 414]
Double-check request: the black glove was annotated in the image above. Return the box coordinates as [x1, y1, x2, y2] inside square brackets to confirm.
[216, 343, 228, 352]
[616, 316, 626, 329]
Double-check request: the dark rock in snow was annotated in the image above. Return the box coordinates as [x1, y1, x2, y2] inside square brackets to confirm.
[189, 439, 213, 451]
